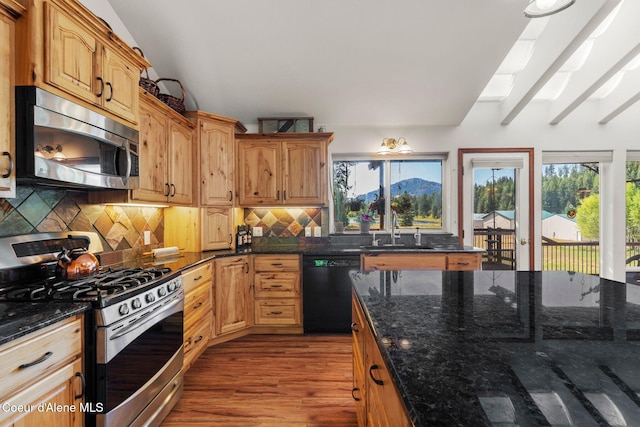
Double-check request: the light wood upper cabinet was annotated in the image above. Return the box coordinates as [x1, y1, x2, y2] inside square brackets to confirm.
[132, 91, 194, 205]
[16, 0, 149, 127]
[237, 139, 280, 205]
[0, 0, 23, 198]
[281, 140, 327, 205]
[185, 110, 246, 207]
[236, 133, 333, 206]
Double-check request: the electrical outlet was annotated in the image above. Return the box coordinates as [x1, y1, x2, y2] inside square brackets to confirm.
[143, 230, 151, 245]
[314, 226, 322, 237]
[305, 227, 312, 237]
[253, 227, 263, 237]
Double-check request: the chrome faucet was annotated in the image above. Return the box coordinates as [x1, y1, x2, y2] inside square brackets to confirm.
[391, 211, 400, 245]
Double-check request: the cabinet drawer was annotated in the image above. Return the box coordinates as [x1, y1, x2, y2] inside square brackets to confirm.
[361, 253, 447, 271]
[184, 318, 210, 369]
[184, 283, 212, 331]
[446, 253, 482, 270]
[255, 272, 299, 298]
[0, 316, 82, 400]
[182, 261, 213, 294]
[255, 300, 300, 326]
[254, 254, 300, 272]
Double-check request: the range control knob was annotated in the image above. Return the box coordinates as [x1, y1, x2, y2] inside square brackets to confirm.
[119, 304, 130, 316]
[146, 293, 156, 303]
[158, 287, 167, 297]
[132, 298, 142, 310]
[168, 282, 176, 292]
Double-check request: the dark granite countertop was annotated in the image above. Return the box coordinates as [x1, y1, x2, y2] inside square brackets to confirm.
[352, 270, 640, 426]
[0, 302, 91, 346]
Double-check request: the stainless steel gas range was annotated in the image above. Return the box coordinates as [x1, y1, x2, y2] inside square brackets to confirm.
[0, 232, 184, 427]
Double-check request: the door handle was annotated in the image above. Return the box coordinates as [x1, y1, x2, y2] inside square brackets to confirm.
[520, 238, 528, 245]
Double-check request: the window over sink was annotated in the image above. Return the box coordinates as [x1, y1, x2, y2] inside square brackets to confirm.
[332, 157, 445, 232]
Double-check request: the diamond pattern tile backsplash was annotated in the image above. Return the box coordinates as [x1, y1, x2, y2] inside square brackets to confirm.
[244, 208, 326, 237]
[0, 187, 163, 261]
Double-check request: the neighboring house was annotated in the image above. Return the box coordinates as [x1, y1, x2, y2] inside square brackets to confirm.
[478, 210, 515, 230]
[542, 211, 582, 241]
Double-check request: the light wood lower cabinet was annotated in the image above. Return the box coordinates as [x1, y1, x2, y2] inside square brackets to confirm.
[182, 261, 213, 371]
[352, 292, 411, 427]
[214, 255, 252, 336]
[361, 252, 482, 271]
[0, 315, 84, 427]
[253, 254, 301, 331]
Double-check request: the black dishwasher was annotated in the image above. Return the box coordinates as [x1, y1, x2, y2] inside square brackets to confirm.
[302, 255, 360, 333]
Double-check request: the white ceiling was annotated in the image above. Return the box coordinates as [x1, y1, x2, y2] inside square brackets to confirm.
[105, 0, 638, 128]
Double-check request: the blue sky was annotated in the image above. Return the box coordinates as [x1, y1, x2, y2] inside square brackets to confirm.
[345, 160, 442, 196]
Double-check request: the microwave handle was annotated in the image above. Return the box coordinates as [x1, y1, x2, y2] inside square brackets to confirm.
[114, 144, 132, 180]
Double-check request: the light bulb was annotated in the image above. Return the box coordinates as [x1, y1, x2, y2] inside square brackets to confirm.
[535, 0, 558, 10]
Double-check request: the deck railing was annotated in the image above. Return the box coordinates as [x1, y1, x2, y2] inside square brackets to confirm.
[473, 228, 640, 274]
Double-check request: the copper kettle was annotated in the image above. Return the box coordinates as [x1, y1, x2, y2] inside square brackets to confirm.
[56, 248, 99, 280]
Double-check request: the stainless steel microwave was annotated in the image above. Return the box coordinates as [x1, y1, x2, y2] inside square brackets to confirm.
[15, 86, 139, 190]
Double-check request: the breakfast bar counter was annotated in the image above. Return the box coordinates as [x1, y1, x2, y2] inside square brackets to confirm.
[352, 270, 640, 426]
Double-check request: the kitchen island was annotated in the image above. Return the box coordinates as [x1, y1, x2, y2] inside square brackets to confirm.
[352, 270, 640, 426]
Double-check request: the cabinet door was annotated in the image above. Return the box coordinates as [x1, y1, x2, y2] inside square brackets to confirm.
[0, 11, 15, 197]
[215, 256, 251, 335]
[167, 119, 193, 205]
[202, 207, 233, 250]
[133, 99, 168, 202]
[45, 3, 99, 106]
[101, 46, 139, 124]
[281, 140, 326, 205]
[236, 140, 280, 205]
[365, 329, 411, 427]
[200, 120, 235, 206]
[2, 359, 84, 427]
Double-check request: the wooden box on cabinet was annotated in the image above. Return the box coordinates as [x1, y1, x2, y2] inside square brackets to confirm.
[15, 0, 149, 127]
[0, 0, 24, 198]
[0, 315, 84, 427]
[258, 116, 314, 133]
[236, 133, 333, 206]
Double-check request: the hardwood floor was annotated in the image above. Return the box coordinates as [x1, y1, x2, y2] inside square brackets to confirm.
[161, 334, 358, 427]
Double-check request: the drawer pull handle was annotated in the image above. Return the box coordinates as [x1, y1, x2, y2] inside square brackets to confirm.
[75, 372, 86, 399]
[351, 387, 361, 401]
[19, 351, 53, 369]
[193, 302, 203, 310]
[194, 275, 203, 281]
[369, 364, 384, 386]
[194, 335, 204, 343]
[270, 285, 283, 288]
[270, 311, 283, 315]
[2, 151, 13, 179]
[350, 322, 359, 333]
[456, 262, 469, 265]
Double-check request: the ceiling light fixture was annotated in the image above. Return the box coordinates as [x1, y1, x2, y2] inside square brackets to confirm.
[524, 0, 575, 18]
[376, 137, 413, 155]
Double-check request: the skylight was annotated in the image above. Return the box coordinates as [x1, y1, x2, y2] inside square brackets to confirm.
[478, 2, 624, 102]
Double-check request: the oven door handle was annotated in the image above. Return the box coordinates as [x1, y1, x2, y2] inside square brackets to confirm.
[110, 295, 182, 341]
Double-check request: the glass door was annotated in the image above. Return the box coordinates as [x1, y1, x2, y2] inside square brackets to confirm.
[459, 149, 533, 271]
